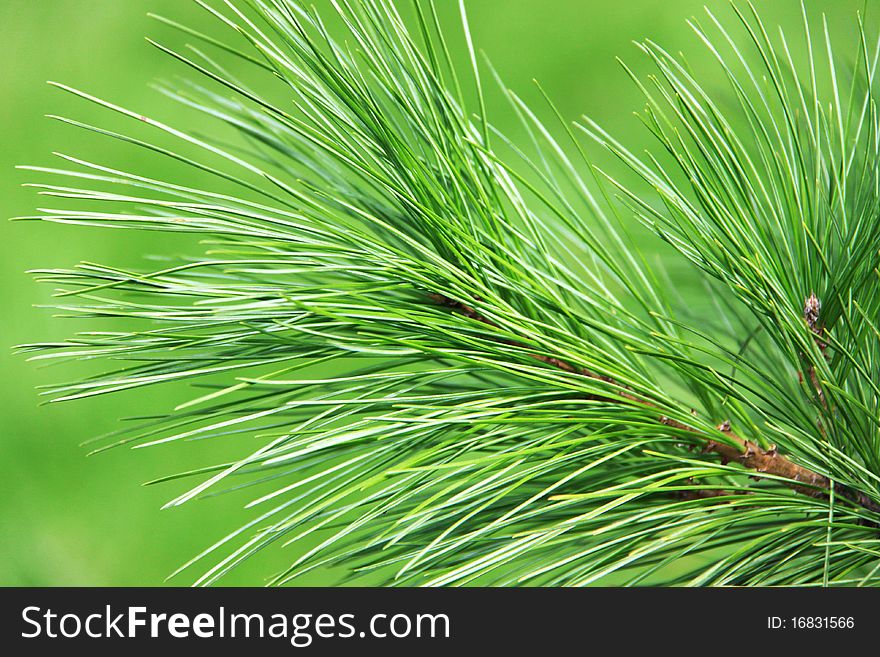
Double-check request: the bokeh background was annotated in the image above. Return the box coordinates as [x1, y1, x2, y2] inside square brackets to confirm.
[0, 0, 865, 585]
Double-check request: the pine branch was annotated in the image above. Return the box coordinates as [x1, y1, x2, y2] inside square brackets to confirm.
[430, 291, 880, 515]
[21, 0, 880, 585]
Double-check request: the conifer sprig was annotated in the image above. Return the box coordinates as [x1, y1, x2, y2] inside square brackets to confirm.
[19, 0, 880, 585]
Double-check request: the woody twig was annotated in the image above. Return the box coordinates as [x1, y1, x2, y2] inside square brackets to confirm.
[430, 292, 880, 515]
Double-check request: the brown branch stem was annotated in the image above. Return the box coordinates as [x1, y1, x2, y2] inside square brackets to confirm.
[430, 293, 880, 515]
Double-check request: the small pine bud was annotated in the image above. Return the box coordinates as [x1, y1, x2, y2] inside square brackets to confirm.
[803, 293, 821, 333]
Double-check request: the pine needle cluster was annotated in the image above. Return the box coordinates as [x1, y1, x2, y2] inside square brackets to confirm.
[19, 0, 880, 585]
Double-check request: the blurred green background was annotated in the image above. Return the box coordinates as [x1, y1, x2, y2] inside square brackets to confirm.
[0, 0, 864, 585]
